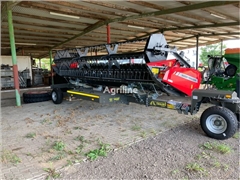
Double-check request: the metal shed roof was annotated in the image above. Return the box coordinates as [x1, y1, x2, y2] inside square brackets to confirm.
[1, 1, 239, 58]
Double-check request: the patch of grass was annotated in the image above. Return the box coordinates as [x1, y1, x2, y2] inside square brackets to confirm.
[25, 132, 36, 138]
[186, 163, 205, 173]
[53, 141, 65, 151]
[44, 167, 60, 180]
[201, 142, 232, 154]
[1, 150, 21, 164]
[195, 151, 212, 160]
[131, 124, 141, 131]
[85, 142, 110, 161]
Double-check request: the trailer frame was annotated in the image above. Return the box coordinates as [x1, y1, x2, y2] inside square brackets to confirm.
[51, 83, 240, 140]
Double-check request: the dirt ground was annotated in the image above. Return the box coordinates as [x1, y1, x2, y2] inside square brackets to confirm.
[1, 90, 239, 180]
[60, 120, 239, 180]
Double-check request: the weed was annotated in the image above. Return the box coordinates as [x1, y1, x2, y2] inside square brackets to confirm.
[195, 154, 202, 160]
[25, 132, 36, 138]
[223, 164, 229, 171]
[73, 127, 82, 130]
[195, 151, 212, 160]
[75, 144, 84, 154]
[26, 153, 35, 158]
[186, 163, 205, 173]
[202, 142, 214, 150]
[49, 151, 66, 161]
[44, 167, 60, 180]
[215, 144, 232, 154]
[66, 159, 73, 166]
[233, 132, 239, 139]
[45, 138, 52, 146]
[213, 161, 221, 168]
[171, 169, 179, 175]
[41, 118, 52, 125]
[1, 150, 21, 164]
[64, 129, 72, 134]
[201, 142, 232, 154]
[53, 141, 65, 151]
[131, 124, 141, 131]
[85, 142, 110, 160]
[150, 129, 157, 135]
[140, 131, 147, 138]
[74, 135, 85, 142]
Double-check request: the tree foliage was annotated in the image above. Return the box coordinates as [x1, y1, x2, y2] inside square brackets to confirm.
[199, 43, 226, 66]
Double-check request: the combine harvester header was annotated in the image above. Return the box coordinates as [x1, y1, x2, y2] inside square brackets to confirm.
[50, 33, 240, 140]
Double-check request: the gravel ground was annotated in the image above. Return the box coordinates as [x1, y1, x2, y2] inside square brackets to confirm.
[60, 120, 239, 180]
[1, 89, 239, 180]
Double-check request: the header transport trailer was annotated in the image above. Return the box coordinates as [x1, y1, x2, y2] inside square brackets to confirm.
[51, 34, 240, 140]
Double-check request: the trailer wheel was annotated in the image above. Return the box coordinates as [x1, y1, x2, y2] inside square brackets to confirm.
[235, 113, 240, 128]
[51, 88, 63, 104]
[200, 106, 238, 140]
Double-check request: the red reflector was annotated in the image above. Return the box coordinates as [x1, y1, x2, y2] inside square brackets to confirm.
[70, 62, 78, 69]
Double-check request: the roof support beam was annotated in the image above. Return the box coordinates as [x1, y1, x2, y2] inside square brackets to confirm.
[162, 22, 239, 32]
[1, 1, 21, 22]
[38, 1, 238, 58]
[130, 22, 239, 42]
[106, 1, 237, 24]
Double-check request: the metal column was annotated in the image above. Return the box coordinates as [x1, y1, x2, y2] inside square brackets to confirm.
[196, 35, 199, 69]
[107, 24, 111, 44]
[220, 40, 223, 55]
[49, 50, 54, 85]
[8, 9, 21, 106]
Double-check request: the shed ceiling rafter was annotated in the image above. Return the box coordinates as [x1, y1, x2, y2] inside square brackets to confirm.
[1, 1, 239, 58]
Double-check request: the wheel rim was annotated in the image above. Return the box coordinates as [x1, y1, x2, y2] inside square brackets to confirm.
[52, 91, 57, 101]
[206, 114, 227, 134]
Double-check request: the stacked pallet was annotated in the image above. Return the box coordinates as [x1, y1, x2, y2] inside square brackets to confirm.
[1, 64, 14, 89]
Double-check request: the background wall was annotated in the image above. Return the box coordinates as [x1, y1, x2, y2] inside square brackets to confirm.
[0, 56, 33, 80]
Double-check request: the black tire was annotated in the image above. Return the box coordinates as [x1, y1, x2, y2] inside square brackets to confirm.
[23, 96, 51, 103]
[200, 106, 238, 140]
[235, 113, 240, 128]
[51, 88, 63, 104]
[23, 90, 51, 98]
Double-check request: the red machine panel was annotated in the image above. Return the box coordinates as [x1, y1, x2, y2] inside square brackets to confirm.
[162, 67, 202, 96]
